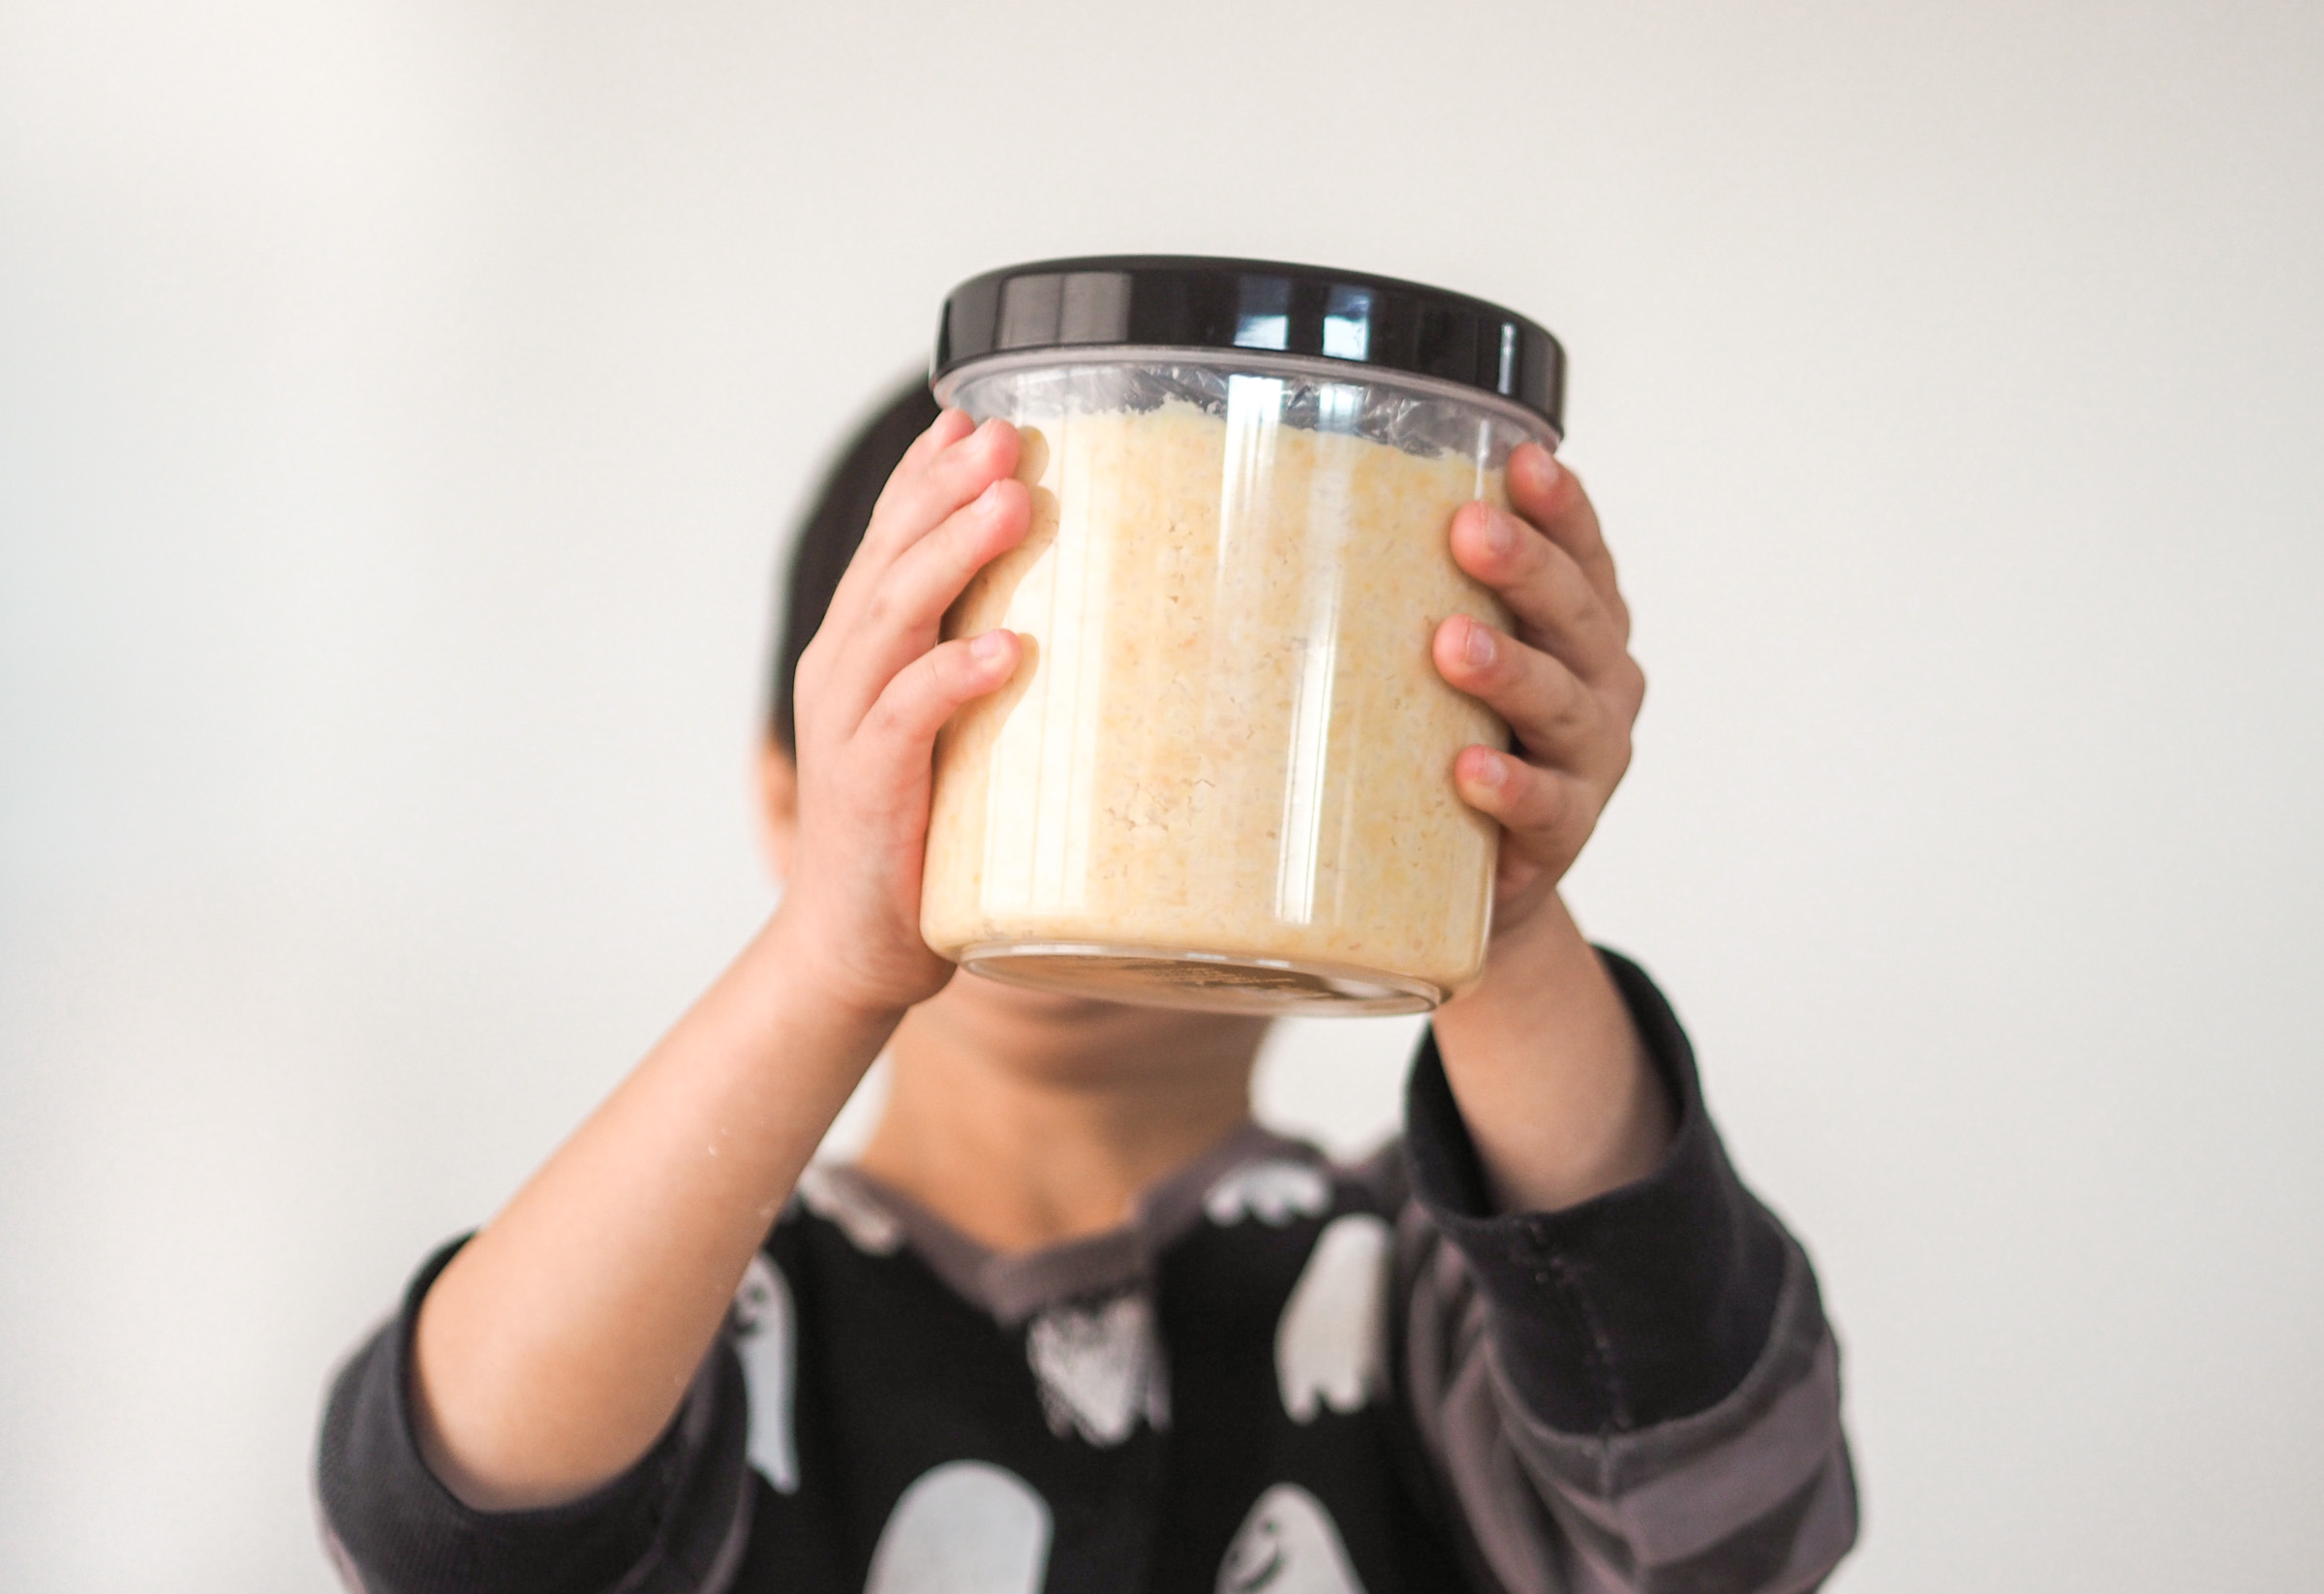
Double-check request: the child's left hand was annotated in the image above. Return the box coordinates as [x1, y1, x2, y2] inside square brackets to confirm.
[1431, 443, 1646, 940]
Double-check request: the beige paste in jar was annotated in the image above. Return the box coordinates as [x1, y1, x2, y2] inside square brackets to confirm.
[921, 397, 1513, 1010]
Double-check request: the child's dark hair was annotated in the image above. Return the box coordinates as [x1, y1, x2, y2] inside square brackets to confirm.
[769, 380, 943, 752]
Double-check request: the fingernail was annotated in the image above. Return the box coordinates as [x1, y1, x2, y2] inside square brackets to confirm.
[1471, 751, 1508, 788]
[1482, 507, 1516, 557]
[970, 629, 1009, 663]
[1531, 447, 1561, 491]
[1462, 617, 1496, 668]
[977, 478, 1006, 511]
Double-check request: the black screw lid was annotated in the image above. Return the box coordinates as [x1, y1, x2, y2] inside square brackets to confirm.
[934, 255, 1564, 432]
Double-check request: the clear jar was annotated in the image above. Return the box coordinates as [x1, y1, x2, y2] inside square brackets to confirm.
[921, 259, 1564, 1014]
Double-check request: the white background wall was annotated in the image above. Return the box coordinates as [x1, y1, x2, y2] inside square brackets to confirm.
[4, 1, 2319, 1587]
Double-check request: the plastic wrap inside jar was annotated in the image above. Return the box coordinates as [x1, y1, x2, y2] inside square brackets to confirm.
[921, 356, 1553, 1014]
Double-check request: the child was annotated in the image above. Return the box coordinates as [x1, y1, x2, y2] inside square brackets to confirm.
[318, 383, 1856, 1594]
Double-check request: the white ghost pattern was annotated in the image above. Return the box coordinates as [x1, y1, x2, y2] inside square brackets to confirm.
[794, 1163, 904, 1254]
[1204, 1158, 1332, 1227]
[1274, 1213, 1392, 1423]
[865, 1460, 1053, 1594]
[1216, 1484, 1368, 1594]
[731, 1252, 799, 1492]
[1024, 1292, 1170, 1446]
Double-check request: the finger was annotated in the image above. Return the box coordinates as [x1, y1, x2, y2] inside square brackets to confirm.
[866, 414, 1019, 562]
[853, 629, 1022, 784]
[1433, 615, 1628, 780]
[1448, 502, 1632, 682]
[829, 476, 1031, 726]
[1451, 746, 1595, 866]
[821, 414, 1017, 636]
[1506, 444, 1626, 628]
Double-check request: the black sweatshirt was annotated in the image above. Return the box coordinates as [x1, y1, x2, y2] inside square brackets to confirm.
[317, 953, 1856, 1593]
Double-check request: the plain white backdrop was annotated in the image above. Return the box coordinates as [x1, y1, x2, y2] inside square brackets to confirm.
[4, 1, 2320, 1587]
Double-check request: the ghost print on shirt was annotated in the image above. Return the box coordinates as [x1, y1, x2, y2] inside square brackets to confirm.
[1216, 1484, 1368, 1594]
[1024, 1292, 1171, 1445]
[732, 1252, 799, 1493]
[1274, 1213, 1392, 1423]
[864, 1461, 1053, 1594]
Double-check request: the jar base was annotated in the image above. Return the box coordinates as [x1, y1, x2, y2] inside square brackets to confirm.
[955, 940, 1444, 1016]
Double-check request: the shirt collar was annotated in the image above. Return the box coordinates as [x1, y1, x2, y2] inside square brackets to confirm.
[812, 1120, 1327, 1324]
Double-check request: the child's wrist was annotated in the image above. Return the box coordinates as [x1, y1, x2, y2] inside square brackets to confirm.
[1462, 890, 1596, 1006]
[754, 900, 924, 1034]
[1433, 893, 1670, 1212]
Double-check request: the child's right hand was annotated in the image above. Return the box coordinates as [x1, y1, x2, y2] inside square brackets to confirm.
[770, 408, 1030, 1020]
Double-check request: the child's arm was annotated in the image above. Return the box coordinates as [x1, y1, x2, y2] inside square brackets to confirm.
[1423, 443, 1673, 1211]
[405, 410, 1032, 1511]
[1408, 446, 1856, 1585]
[1397, 961, 1857, 1591]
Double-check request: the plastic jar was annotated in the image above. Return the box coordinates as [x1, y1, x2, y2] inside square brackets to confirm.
[921, 257, 1565, 1015]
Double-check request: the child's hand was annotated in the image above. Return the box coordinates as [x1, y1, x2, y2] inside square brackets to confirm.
[1432, 444, 1646, 942]
[774, 410, 1029, 1018]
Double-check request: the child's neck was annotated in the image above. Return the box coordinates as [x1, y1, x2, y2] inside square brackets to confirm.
[856, 995, 1268, 1256]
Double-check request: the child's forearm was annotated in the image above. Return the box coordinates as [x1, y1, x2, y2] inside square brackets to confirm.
[409, 907, 898, 1511]
[1419, 444, 1663, 1211]
[1429, 894, 1672, 1213]
[402, 412, 1034, 1511]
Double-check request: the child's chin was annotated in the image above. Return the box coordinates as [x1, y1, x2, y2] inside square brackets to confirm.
[957, 968, 1135, 1022]
[954, 970, 1245, 1040]
[941, 969, 1269, 1055]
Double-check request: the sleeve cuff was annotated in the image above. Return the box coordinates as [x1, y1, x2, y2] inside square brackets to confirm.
[1403, 948, 1789, 1436]
[315, 1237, 749, 1594]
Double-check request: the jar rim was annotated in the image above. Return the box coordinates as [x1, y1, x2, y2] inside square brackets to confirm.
[933, 255, 1565, 432]
[931, 345, 1561, 448]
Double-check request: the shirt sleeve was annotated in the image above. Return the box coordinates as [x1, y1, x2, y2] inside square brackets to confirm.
[1394, 949, 1859, 1594]
[314, 1238, 756, 1594]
